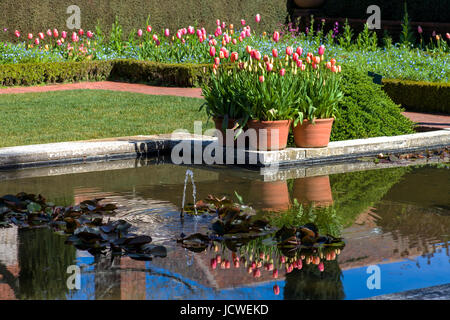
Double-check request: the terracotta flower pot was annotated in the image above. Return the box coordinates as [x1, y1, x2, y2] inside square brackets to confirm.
[292, 176, 333, 207]
[250, 180, 291, 211]
[246, 120, 291, 151]
[213, 117, 239, 146]
[294, 0, 325, 8]
[293, 118, 334, 148]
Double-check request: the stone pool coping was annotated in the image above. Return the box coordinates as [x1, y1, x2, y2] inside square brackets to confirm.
[0, 130, 449, 170]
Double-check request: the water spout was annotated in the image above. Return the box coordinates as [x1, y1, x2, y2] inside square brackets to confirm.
[180, 169, 197, 218]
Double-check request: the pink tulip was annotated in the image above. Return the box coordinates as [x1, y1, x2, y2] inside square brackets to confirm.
[259, 75, 265, 83]
[27, 33, 33, 40]
[221, 22, 226, 29]
[188, 26, 194, 34]
[38, 32, 44, 40]
[232, 38, 237, 45]
[245, 28, 251, 37]
[152, 34, 158, 42]
[71, 32, 78, 42]
[53, 29, 59, 38]
[326, 61, 332, 69]
[56, 39, 62, 46]
[266, 63, 273, 71]
[255, 14, 261, 23]
[176, 31, 182, 39]
[296, 59, 303, 68]
[293, 53, 299, 61]
[216, 19, 221, 26]
[432, 31, 436, 37]
[230, 51, 238, 62]
[272, 48, 278, 57]
[273, 268, 279, 278]
[137, 29, 143, 37]
[318, 45, 325, 56]
[273, 31, 280, 43]
[296, 47, 303, 56]
[318, 262, 324, 272]
[214, 57, 220, 65]
[46, 29, 52, 37]
[61, 31, 67, 39]
[241, 19, 246, 26]
[331, 65, 337, 73]
[279, 68, 286, 76]
[211, 258, 217, 269]
[254, 50, 262, 61]
[147, 25, 152, 33]
[273, 285, 280, 295]
[34, 38, 39, 45]
[209, 46, 216, 57]
[86, 31, 93, 38]
[286, 46, 293, 56]
[301, 64, 306, 71]
[164, 28, 170, 37]
[418, 26, 423, 34]
[78, 29, 84, 36]
[446, 33, 450, 40]
[253, 269, 261, 278]
[14, 30, 20, 38]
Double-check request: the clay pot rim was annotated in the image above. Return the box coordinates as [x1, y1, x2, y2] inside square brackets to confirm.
[294, 117, 334, 126]
[247, 119, 292, 125]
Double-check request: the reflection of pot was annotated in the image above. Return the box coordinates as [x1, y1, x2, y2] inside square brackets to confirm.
[294, 0, 325, 8]
[292, 176, 333, 207]
[250, 180, 291, 211]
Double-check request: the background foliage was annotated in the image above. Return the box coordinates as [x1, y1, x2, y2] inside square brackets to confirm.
[321, 0, 450, 23]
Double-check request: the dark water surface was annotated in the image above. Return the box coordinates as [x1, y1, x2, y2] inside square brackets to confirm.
[0, 160, 448, 300]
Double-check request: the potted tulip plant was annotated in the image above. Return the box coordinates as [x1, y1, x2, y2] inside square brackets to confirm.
[202, 45, 303, 151]
[292, 46, 344, 148]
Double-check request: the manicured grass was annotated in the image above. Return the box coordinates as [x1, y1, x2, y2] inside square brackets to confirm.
[0, 89, 212, 148]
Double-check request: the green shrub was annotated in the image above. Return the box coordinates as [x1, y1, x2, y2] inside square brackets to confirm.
[330, 67, 415, 141]
[0, 59, 211, 87]
[382, 79, 450, 114]
[110, 59, 211, 87]
[0, 60, 113, 86]
[0, 0, 289, 42]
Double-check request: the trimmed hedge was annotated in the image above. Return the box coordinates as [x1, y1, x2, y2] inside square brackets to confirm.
[330, 67, 415, 141]
[0, 60, 113, 86]
[382, 79, 450, 114]
[0, 59, 211, 87]
[0, 0, 289, 42]
[111, 60, 212, 87]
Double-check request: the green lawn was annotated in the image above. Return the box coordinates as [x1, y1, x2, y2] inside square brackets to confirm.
[0, 90, 212, 148]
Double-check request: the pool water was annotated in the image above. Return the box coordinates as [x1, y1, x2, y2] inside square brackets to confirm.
[0, 160, 448, 300]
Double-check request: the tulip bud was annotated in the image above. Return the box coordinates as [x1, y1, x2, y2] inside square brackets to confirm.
[38, 32, 44, 40]
[447, 33, 450, 40]
[137, 29, 143, 37]
[78, 29, 84, 36]
[266, 63, 273, 72]
[14, 30, 20, 38]
[318, 45, 325, 56]
[209, 46, 216, 57]
[273, 31, 280, 43]
[296, 47, 303, 56]
[418, 26, 423, 34]
[27, 33, 33, 40]
[214, 57, 220, 65]
[286, 46, 293, 56]
[273, 285, 280, 295]
[279, 68, 286, 76]
[255, 14, 261, 23]
[273, 269, 279, 278]
[211, 258, 217, 269]
[318, 262, 324, 272]
[164, 28, 170, 37]
[34, 38, 39, 45]
[241, 19, 246, 26]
